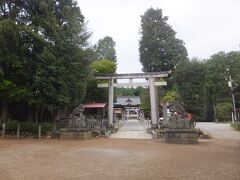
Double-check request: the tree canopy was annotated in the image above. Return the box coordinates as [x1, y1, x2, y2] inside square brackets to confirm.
[94, 36, 117, 62]
[90, 59, 117, 74]
[0, 0, 91, 123]
[139, 8, 188, 72]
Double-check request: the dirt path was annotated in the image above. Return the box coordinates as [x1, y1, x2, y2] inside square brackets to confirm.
[0, 137, 239, 180]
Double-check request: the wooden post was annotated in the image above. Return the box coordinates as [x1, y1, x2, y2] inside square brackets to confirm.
[38, 126, 41, 140]
[2, 123, 5, 138]
[17, 124, 20, 140]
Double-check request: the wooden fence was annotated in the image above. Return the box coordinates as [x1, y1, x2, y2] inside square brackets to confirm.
[85, 119, 109, 129]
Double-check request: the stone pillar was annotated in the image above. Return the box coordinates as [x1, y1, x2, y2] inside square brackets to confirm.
[17, 124, 20, 140]
[38, 126, 41, 140]
[149, 77, 158, 128]
[163, 103, 168, 123]
[155, 85, 159, 127]
[2, 124, 5, 138]
[108, 78, 114, 127]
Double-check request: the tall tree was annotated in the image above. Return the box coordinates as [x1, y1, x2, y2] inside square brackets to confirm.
[174, 59, 206, 121]
[0, 0, 91, 123]
[94, 36, 117, 62]
[205, 51, 240, 121]
[139, 8, 187, 72]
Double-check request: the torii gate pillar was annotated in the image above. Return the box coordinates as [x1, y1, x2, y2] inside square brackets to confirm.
[149, 77, 159, 128]
[108, 78, 114, 127]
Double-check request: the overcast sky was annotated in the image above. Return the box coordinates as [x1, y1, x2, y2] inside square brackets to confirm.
[77, 0, 240, 73]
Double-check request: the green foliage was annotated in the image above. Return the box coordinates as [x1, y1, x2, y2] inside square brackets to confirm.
[216, 102, 232, 122]
[174, 59, 206, 121]
[140, 88, 151, 118]
[162, 91, 179, 103]
[84, 59, 117, 103]
[139, 8, 187, 72]
[204, 51, 240, 121]
[90, 59, 117, 74]
[115, 87, 145, 97]
[231, 122, 240, 131]
[2, 122, 53, 133]
[94, 36, 117, 62]
[205, 51, 240, 104]
[0, 19, 30, 102]
[0, 0, 91, 122]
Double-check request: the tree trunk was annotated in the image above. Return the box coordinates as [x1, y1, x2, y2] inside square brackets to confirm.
[0, 99, 8, 123]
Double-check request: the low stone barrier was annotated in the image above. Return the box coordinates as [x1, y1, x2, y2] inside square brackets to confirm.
[164, 128, 198, 144]
[60, 128, 92, 140]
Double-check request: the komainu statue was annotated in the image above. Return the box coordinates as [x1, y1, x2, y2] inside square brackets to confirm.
[162, 101, 198, 144]
[167, 102, 195, 129]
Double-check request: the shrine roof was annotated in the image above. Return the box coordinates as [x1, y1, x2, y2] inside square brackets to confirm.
[83, 103, 107, 109]
[116, 96, 141, 106]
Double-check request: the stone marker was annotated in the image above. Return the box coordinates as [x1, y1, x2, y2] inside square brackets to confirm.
[38, 126, 41, 140]
[17, 124, 20, 139]
[2, 124, 5, 138]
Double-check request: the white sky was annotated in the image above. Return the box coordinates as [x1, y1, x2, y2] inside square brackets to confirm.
[77, 0, 240, 73]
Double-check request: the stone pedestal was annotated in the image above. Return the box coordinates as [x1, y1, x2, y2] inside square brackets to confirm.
[164, 128, 198, 144]
[60, 128, 92, 140]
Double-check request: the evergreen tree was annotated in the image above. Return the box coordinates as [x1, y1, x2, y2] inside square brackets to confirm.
[0, 0, 91, 122]
[205, 51, 240, 121]
[174, 59, 206, 121]
[94, 36, 117, 62]
[139, 8, 187, 72]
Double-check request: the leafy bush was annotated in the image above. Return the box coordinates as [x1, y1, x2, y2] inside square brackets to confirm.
[1, 122, 53, 134]
[231, 122, 240, 131]
[216, 102, 232, 121]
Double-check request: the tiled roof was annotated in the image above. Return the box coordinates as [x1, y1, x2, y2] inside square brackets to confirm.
[116, 96, 141, 106]
[83, 103, 107, 109]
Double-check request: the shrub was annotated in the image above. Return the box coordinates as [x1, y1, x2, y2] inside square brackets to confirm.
[231, 122, 240, 131]
[216, 102, 232, 122]
[1, 122, 53, 134]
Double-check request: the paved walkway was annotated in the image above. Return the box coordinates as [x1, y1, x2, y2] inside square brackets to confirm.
[110, 119, 152, 139]
[196, 122, 240, 140]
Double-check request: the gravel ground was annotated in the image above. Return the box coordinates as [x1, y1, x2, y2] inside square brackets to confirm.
[0, 137, 239, 180]
[196, 122, 240, 140]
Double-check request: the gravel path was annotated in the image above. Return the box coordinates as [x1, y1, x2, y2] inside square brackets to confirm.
[196, 122, 240, 140]
[0, 122, 239, 180]
[0, 138, 239, 180]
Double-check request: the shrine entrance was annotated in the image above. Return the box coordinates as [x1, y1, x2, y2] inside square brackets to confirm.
[96, 71, 171, 128]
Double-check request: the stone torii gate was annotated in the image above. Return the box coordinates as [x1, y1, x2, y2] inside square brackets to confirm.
[95, 71, 171, 128]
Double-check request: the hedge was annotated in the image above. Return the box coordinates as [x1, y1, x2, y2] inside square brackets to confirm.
[0, 122, 53, 134]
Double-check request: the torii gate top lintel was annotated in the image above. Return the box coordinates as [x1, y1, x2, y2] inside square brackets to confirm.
[95, 71, 171, 80]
